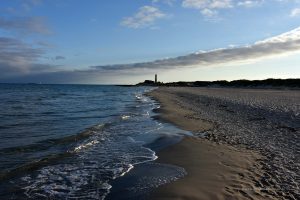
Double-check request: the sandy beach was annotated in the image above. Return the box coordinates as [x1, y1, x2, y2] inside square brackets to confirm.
[148, 87, 299, 200]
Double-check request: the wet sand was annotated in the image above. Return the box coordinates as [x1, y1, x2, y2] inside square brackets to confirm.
[152, 137, 269, 200]
[148, 87, 299, 200]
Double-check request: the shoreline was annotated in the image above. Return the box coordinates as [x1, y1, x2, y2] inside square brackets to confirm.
[147, 87, 284, 200]
[152, 137, 265, 200]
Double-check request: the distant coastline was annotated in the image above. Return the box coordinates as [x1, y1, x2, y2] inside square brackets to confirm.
[1, 78, 299, 89]
[135, 78, 300, 89]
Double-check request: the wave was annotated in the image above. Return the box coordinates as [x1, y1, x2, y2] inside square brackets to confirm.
[74, 139, 100, 152]
[0, 124, 108, 155]
[0, 151, 72, 181]
[0, 124, 109, 182]
[121, 115, 130, 120]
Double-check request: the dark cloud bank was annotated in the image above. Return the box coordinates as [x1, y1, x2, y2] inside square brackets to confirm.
[1, 27, 300, 83]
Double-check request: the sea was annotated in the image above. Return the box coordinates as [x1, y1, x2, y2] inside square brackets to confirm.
[0, 84, 189, 200]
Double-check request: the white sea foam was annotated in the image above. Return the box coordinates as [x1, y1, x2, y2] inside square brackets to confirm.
[120, 164, 134, 177]
[121, 115, 130, 120]
[135, 93, 149, 102]
[74, 140, 99, 152]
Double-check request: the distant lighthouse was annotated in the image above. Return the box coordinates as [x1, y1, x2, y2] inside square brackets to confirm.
[155, 74, 157, 84]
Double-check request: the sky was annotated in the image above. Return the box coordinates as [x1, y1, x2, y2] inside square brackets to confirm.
[0, 0, 300, 84]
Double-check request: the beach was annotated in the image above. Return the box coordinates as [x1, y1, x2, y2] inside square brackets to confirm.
[0, 85, 299, 199]
[148, 87, 299, 200]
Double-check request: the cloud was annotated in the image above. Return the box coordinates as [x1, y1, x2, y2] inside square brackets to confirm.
[237, 0, 264, 7]
[290, 8, 300, 17]
[121, 6, 167, 28]
[182, 0, 266, 18]
[54, 56, 65, 60]
[91, 26, 300, 71]
[182, 0, 233, 9]
[0, 16, 50, 35]
[182, 0, 233, 18]
[21, 0, 43, 11]
[2, 27, 300, 83]
[0, 37, 56, 78]
[201, 8, 218, 18]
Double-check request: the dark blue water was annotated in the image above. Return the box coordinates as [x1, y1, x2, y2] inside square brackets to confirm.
[0, 84, 188, 199]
